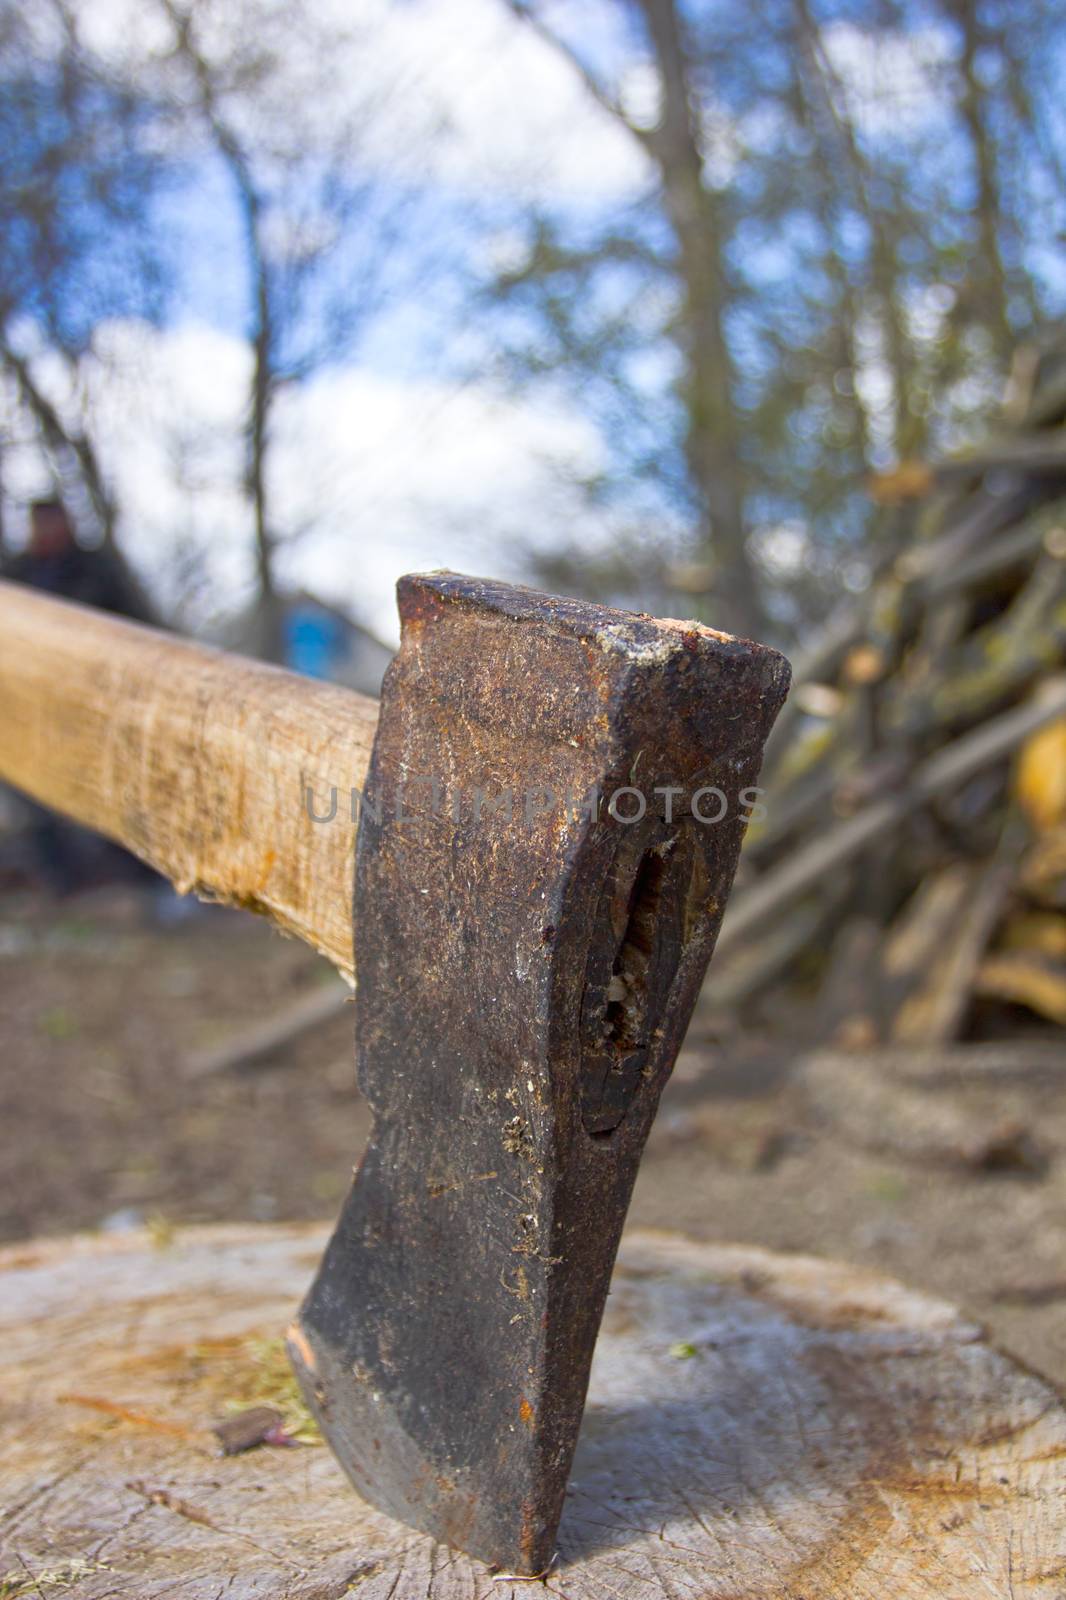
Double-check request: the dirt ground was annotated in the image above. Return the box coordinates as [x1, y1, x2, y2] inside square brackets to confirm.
[2, 887, 1064, 1392]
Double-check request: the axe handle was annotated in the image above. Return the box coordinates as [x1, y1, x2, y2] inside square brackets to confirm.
[0, 580, 377, 981]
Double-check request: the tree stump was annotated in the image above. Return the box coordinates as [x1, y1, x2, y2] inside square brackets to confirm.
[2, 1224, 1064, 1599]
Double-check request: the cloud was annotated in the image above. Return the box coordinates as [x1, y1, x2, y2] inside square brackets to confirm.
[820, 21, 954, 139]
[11, 319, 611, 641]
[74, 0, 650, 207]
[270, 354, 609, 637]
[364, 0, 651, 204]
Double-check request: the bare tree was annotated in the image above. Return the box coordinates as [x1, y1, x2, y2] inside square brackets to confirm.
[1, 0, 424, 643]
[152, 0, 410, 657]
[502, 0, 1066, 641]
[0, 0, 167, 572]
[511, 0, 764, 638]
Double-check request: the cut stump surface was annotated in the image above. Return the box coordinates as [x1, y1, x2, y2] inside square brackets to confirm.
[1, 1223, 1064, 1599]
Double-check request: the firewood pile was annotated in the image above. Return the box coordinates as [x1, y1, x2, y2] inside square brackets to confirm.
[707, 338, 1066, 1047]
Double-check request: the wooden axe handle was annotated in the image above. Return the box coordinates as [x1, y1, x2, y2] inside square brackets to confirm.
[0, 580, 377, 980]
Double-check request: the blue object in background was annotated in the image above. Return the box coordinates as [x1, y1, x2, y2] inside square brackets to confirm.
[284, 602, 346, 680]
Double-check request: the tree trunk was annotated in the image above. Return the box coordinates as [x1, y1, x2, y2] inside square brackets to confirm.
[161, 0, 283, 661]
[248, 241, 283, 662]
[792, 0, 919, 463]
[3, 1222, 1063, 1597]
[948, 0, 1013, 368]
[635, 0, 764, 639]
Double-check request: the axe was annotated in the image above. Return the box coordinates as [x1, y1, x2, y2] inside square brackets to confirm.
[0, 571, 789, 1573]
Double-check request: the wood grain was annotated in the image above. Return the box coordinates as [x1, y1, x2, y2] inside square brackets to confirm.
[0, 580, 377, 979]
[2, 1222, 1063, 1598]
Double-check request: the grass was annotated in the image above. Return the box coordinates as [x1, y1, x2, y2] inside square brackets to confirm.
[209, 1335, 322, 1445]
[1, 1559, 111, 1596]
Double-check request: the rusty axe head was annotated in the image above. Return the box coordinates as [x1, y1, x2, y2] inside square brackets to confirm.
[288, 573, 789, 1572]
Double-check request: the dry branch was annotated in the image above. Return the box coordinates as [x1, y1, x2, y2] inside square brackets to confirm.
[717, 337, 1066, 1040]
[183, 980, 352, 1076]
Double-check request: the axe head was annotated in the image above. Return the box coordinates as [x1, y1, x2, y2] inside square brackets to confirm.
[288, 573, 789, 1572]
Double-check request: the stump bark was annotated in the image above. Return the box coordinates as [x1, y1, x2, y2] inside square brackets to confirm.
[2, 1223, 1064, 1599]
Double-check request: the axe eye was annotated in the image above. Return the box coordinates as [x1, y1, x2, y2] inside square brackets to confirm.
[580, 827, 695, 1137]
[604, 848, 668, 1053]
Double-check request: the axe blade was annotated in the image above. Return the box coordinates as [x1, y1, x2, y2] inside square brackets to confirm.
[288, 573, 790, 1572]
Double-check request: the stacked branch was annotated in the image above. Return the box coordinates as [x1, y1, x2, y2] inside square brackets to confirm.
[707, 338, 1066, 1045]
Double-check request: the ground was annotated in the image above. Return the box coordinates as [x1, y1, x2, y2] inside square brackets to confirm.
[2, 888, 1064, 1392]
